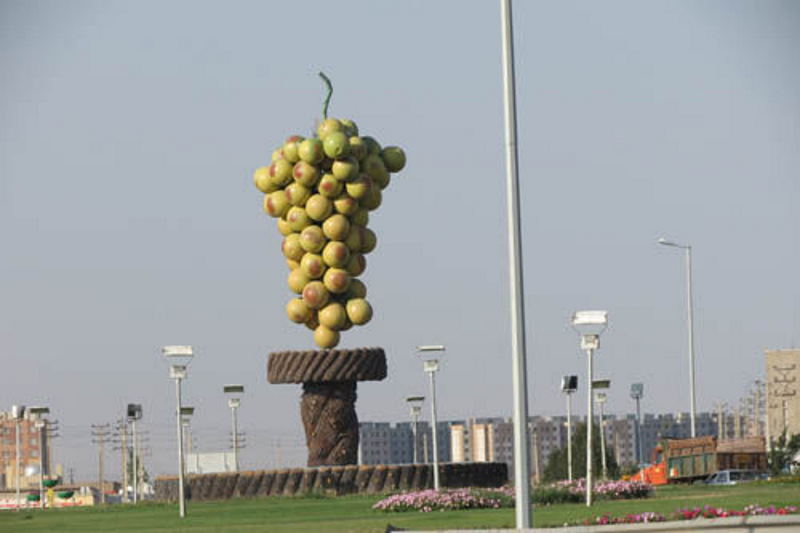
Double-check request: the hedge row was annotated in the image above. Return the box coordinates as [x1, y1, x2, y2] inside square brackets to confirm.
[154, 462, 507, 501]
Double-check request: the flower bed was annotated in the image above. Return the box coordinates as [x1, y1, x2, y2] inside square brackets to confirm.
[541, 479, 652, 503]
[373, 479, 652, 513]
[372, 488, 505, 513]
[577, 505, 799, 526]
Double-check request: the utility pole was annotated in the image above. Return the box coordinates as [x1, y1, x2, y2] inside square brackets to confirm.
[116, 419, 129, 503]
[91, 424, 110, 504]
[753, 380, 762, 437]
[531, 424, 540, 483]
[735, 403, 742, 439]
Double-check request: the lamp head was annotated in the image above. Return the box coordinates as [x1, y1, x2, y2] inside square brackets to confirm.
[592, 379, 611, 390]
[561, 375, 578, 393]
[180, 406, 195, 423]
[406, 396, 425, 405]
[571, 310, 608, 337]
[28, 406, 49, 422]
[417, 345, 445, 369]
[417, 345, 445, 353]
[127, 404, 143, 420]
[658, 237, 688, 249]
[630, 383, 644, 399]
[163, 345, 194, 368]
[224, 384, 244, 397]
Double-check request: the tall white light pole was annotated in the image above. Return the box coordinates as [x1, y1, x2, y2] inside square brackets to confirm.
[417, 345, 445, 491]
[181, 407, 195, 462]
[500, 0, 533, 527]
[561, 376, 578, 481]
[658, 237, 697, 437]
[630, 383, 644, 468]
[29, 407, 50, 510]
[595, 392, 608, 480]
[572, 311, 608, 507]
[224, 385, 244, 472]
[163, 345, 194, 518]
[406, 396, 424, 464]
[12, 405, 25, 511]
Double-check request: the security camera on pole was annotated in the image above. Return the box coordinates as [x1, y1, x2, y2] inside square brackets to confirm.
[560, 376, 578, 481]
[571, 310, 608, 507]
[126, 404, 143, 503]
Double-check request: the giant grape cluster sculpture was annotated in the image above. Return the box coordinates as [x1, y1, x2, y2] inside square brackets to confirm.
[253, 85, 405, 350]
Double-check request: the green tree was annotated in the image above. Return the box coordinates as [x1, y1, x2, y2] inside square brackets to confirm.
[126, 448, 150, 486]
[543, 422, 619, 482]
[768, 432, 800, 476]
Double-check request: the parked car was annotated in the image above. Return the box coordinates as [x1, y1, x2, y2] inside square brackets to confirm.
[704, 469, 768, 486]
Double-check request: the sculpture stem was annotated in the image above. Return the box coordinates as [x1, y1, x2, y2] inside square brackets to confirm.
[300, 381, 358, 466]
[319, 71, 333, 120]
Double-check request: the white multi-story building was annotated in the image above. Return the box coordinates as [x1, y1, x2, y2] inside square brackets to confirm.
[360, 410, 729, 477]
[359, 421, 454, 465]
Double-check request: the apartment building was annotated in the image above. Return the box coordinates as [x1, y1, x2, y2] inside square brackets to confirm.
[765, 349, 800, 440]
[0, 411, 51, 489]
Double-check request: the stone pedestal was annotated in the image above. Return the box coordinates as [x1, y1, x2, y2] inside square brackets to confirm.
[267, 347, 386, 466]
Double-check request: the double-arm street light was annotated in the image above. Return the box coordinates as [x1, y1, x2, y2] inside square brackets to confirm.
[571, 310, 608, 507]
[560, 376, 578, 481]
[406, 396, 425, 464]
[658, 237, 697, 437]
[163, 345, 194, 518]
[417, 345, 445, 491]
[223, 385, 244, 472]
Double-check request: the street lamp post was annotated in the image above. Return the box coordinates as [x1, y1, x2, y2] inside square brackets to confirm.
[29, 407, 50, 510]
[571, 310, 608, 507]
[561, 376, 578, 481]
[12, 405, 25, 511]
[181, 407, 195, 463]
[500, 0, 533, 527]
[658, 237, 697, 438]
[127, 404, 143, 503]
[406, 396, 425, 464]
[595, 392, 608, 480]
[417, 345, 445, 491]
[629, 384, 644, 469]
[223, 385, 245, 472]
[162, 345, 194, 518]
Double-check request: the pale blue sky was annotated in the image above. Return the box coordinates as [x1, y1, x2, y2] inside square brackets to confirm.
[2, 0, 798, 478]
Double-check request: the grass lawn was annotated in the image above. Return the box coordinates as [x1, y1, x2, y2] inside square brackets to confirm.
[0, 482, 797, 532]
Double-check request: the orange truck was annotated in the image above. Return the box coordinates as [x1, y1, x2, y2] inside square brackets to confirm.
[634, 436, 767, 485]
